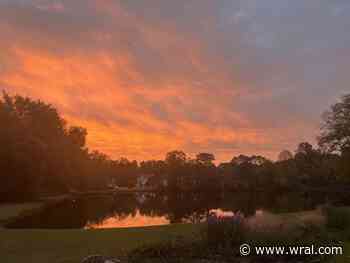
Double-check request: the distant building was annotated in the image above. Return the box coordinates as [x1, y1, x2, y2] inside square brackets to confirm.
[136, 174, 168, 190]
[107, 178, 118, 189]
[147, 174, 168, 190]
[136, 174, 154, 189]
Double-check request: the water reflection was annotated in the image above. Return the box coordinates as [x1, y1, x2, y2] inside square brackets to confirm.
[86, 209, 169, 229]
[210, 209, 234, 217]
[6, 191, 350, 229]
[86, 208, 240, 228]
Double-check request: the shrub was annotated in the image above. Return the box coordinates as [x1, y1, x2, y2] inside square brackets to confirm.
[128, 237, 208, 263]
[206, 214, 245, 249]
[325, 206, 350, 230]
[128, 213, 336, 262]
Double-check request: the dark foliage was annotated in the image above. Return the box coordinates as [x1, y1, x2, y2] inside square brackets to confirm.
[128, 217, 337, 263]
[1, 92, 350, 201]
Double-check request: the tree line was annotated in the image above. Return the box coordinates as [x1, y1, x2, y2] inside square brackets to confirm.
[0, 92, 349, 201]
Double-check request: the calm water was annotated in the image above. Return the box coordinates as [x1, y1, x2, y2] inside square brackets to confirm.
[6, 191, 349, 229]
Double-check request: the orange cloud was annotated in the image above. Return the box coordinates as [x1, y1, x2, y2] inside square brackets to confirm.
[2, 46, 273, 161]
[0, 1, 322, 162]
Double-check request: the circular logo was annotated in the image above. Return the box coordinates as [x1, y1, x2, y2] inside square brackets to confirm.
[240, 243, 251, 256]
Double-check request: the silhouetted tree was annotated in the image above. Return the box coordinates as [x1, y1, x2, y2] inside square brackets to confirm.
[319, 93, 350, 153]
[165, 151, 187, 191]
[196, 153, 215, 165]
[2, 91, 350, 201]
[0, 92, 87, 200]
[319, 93, 350, 181]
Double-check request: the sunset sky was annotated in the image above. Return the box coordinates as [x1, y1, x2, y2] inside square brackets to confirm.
[0, 0, 349, 162]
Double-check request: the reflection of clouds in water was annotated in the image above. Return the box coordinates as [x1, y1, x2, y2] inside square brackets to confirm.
[209, 208, 234, 217]
[255, 209, 264, 216]
[9, 191, 336, 229]
[86, 208, 326, 230]
[87, 208, 240, 228]
[209, 208, 266, 221]
[85, 209, 169, 229]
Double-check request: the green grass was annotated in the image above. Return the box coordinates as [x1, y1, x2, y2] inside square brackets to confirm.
[0, 202, 43, 223]
[1, 203, 349, 263]
[330, 242, 350, 263]
[329, 207, 350, 262]
[0, 224, 200, 263]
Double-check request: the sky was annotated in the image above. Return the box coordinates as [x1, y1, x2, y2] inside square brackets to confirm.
[0, 0, 349, 162]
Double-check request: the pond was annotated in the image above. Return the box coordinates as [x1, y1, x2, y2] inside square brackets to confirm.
[6, 191, 349, 229]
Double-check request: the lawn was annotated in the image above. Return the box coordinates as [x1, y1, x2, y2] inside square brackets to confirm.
[1, 203, 349, 263]
[0, 224, 200, 263]
[0, 202, 198, 262]
[327, 242, 350, 263]
[0, 202, 43, 224]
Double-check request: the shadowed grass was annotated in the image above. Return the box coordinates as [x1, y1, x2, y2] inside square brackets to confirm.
[0, 224, 200, 263]
[0, 202, 43, 224]
[1, 204, 349, 263]
[333, 242, 350, 263]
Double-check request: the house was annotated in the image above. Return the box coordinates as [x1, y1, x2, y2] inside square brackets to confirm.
[107, 178, 118, 190]
[136, 174, 169, 190]
[147, 174, 168, 190]
[136, 174, 154, 189]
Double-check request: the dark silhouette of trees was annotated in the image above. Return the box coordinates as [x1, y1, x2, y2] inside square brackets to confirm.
[112, 158, 138, 187]
[0, 92, 88, 200]
[196, 153, 215, 165]
[193, 153, 219, 191]
[319, 94, 350, 153]
[165, 150, 187, 191]
[1, 91, 350, 202]
[319, 93, 350, 181]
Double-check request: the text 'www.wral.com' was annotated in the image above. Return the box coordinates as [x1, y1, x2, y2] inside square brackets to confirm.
[239, 243, 343, 257]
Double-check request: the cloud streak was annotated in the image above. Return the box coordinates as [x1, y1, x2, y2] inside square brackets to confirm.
[0, 0, 349, 161]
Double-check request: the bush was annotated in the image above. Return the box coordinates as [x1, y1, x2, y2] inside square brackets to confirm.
[325, 206, 350, 230]
[207, 214, 245, 249]
[128, 214, 336, 262]
[128, 237, 208, 263]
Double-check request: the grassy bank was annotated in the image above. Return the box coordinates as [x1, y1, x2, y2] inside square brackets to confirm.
[334, 242, 350, 263]
[1, 202, 349, 263]
[0, 202, 43, 225]
[0, 224, 200, 263]
[2, 225, 348, 263]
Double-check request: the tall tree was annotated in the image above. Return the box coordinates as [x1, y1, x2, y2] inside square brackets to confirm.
[318, 94, 350, 180]
[196, 153, 215, 166]
[0, 92, 90, 200]
[165, 151, 187, 191]
[319, 93, 350, 153]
